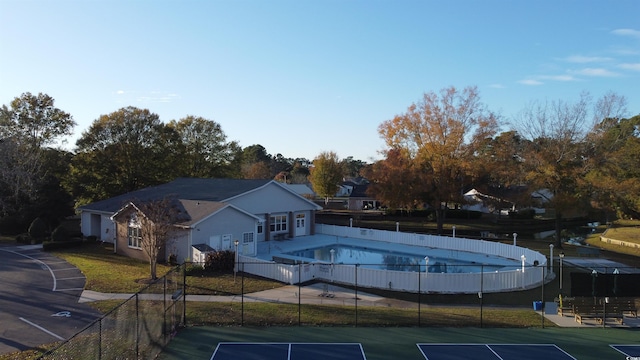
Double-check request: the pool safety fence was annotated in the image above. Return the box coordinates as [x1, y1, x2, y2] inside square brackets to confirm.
[253, 224, 548, 293]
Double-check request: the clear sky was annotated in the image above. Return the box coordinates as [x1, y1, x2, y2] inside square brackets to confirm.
[1, 0, 639, 162]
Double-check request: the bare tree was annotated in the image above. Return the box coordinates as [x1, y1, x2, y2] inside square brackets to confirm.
[131, 198, 184, 280]
[514, 92, 628, 247]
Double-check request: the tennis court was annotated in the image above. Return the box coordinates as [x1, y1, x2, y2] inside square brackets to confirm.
[159, 327, 640, 360]
[418, 344, 576, 360]
[611, 345, 640, 358]
[210, 343, 365, 360]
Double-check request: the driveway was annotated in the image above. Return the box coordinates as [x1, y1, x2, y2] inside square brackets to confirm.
[0, 244, 101, 355]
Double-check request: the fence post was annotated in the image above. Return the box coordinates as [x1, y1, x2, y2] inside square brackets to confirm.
[480, 265, 484, 328]
[298, 263, 302, 326]
[418, 266, 421, 327]
[182, 263, 187, 327]
[541, 265, 545, 329]
[135, 293, 139, 359]
[98, 318, 102, 360]
[241, 262, 245, 326]
[355, 264, 359, 327]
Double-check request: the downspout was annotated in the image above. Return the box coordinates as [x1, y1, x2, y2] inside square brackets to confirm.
[113, 220, 117, 254]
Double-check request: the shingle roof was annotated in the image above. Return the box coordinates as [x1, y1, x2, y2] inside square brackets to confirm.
[80, 177, 271, 213]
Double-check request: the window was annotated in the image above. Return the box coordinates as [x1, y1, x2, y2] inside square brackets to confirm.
[127, 214, 142, 249]
[257, 222, 263, 234]
[243, 232, 254, 244]
[269, 214, 287, 232]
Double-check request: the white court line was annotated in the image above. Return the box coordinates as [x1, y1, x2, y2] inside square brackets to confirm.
[19, 317, 65, 341]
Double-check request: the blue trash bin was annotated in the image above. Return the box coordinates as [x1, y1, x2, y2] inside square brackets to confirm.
[533, 301, 543, 311]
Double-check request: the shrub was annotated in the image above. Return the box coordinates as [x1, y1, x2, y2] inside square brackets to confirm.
[15, 234, 30, 244]
[43, 239, 83, 251]
[185, 263, 204, 275]
[204, 250, 235, 272]
[51, 225, 69, 242]
[28, 217, 48, 243]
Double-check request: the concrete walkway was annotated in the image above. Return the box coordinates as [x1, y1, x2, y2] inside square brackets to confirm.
[80, 283, 390, 307]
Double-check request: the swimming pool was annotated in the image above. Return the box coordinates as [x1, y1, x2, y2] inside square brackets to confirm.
[284, 244, 520, 273]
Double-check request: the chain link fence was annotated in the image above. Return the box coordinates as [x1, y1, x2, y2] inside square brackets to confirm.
[38, 259, 639, 359]
[38, 266, 185, 360]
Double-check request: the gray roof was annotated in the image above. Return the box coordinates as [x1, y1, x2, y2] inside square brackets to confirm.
[80, 177, 271, 214]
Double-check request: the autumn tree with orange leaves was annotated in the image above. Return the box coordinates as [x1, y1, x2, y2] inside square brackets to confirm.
[376, 86, 500, 233]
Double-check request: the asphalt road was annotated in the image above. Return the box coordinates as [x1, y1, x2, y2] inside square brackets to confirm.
[0, 244, 101, 355]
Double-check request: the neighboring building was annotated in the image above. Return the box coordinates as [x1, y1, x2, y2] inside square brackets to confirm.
[79, 178, 322, 263]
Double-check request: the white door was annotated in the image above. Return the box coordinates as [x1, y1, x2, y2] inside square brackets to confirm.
[222, 234, 232, 250]
[295, 213, 306, 237]
[209, 235, 221, 250]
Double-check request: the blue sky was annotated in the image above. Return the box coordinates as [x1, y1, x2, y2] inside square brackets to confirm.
[1, 0, 639, 162]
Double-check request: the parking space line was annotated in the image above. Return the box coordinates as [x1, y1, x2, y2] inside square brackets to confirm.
[55, 288, 85, 292]
[57, 276, 86, 280]
[0, 249, 57, 291]
[19, 317, 65, 341]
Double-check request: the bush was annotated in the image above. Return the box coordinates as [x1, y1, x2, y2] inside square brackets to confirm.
[43, 239, 83, 251]
[204, 250, 235, 272]
[185, 263, 204, 275]
[51, 225, 69, 242]
[509, 208, 536, 219]
[28, 217, 48, 243]
[446, 209, 482, 219]
[15, 233, 31, 244]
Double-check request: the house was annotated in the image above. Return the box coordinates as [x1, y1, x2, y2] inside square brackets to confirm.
[79, 178, 322, 263]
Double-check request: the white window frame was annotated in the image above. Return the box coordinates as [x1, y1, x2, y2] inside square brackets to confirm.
[269, 214, 287, 232]
[127, 214, 142, 249]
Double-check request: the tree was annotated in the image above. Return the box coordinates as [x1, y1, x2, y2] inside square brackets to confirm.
[131, 198, 184, 280]
[67, 107, 175, 204]
[240, 144, 273, 179]
[342, 156, 367, 178]
[309, 151, 344, 204]
[167, 116, 238, 178]
[0, 93, 75, 231]
[515, 92, 627, 247]
[0, 92, 75, 148]
[378, 86, 499, 233]
[362, 148, 424, 211]
[584, 114, 639, 219]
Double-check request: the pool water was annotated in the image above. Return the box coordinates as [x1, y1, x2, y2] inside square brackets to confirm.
[284, 244, 519, 273]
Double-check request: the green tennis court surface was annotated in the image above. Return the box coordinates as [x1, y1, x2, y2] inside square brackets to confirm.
[159, 327, 640, 360]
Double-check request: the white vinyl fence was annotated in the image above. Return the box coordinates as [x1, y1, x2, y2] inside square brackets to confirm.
[240, 225, 548, 294]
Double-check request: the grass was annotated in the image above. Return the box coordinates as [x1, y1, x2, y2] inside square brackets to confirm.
[182, 302, 550, 328]
[52, 242, 174, 293]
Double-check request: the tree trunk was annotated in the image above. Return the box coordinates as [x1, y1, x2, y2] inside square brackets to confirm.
[150, 260, 157, 280]
[435, 207, 444, 235]
[555, 212, 563, 249]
